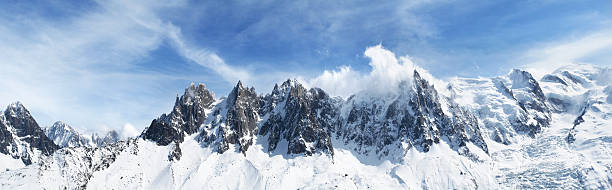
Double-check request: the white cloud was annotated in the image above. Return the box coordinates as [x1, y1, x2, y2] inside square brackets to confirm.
[308, 45, 433, 98]
[120, 123, 140, 139]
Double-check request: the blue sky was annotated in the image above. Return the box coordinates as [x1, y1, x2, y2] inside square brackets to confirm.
[1, 0, 611, 134]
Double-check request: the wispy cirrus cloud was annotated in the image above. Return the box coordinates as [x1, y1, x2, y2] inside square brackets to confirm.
[0, 0, 249, 133]
[520, 29, 612, 78]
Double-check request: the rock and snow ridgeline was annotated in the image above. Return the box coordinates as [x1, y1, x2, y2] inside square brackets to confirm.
[0, 64, 610, 189]
[45, 121, 120, 148]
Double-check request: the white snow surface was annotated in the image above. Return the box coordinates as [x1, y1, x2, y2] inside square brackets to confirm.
[73, 138, 495, 189]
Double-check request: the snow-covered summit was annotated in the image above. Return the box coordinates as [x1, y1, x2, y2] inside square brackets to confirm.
[44, 121, 121, 148]
[45, 121, 89, 148]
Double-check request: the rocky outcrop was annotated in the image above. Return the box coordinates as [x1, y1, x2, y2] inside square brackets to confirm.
[339, 71, 488, 159]
[0, 102, 59, 165]
[507, 69, 551, 137]
[140, 70, 551, 161]
[142, 83, 215, 146]
[168, 76, 489, 159]
[259, 80, 338, 156]
[198, 81, 261, 154]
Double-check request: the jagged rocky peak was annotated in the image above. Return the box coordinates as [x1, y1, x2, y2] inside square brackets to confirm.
[142, 83, 216, 146]
[340, 70, 488, 159]
[0, 102, 59, 165]
[182, 83, 216, 108]
[408, 70, 489, 155]
[259, 79, 337, 156]
[207, 80, 261, 154]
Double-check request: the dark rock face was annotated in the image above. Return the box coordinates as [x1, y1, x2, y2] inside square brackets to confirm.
[259, 80, 338, 156]
[199, 81, 261, 154]
[224, 82, 261, 153]
[142, 83, 215, 146]
[142, 71, 558, 160]
[168, 142, 182, 161]
[541, 74, 568, 86]
[507, 69, 552, 137]
[341, 94, 395, 156]
[0, 119, 17, 156]
[0, 102, 59, 165]
[199, 81, 261, 153]
[339, 71, 488, 159]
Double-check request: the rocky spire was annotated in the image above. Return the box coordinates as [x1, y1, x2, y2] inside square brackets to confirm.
[197, 81, 261, 154]
[259, 79, 337, 156]
[142, 83, 216, 146]
[341, 70, 488, 159]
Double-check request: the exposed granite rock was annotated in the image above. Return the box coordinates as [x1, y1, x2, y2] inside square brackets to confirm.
[142, 83, 215, 146]
[259, 79, 338, 156]
[198, 81, 261, 154]
[0, 102, 59, 165]
[339, 71, 488, 159]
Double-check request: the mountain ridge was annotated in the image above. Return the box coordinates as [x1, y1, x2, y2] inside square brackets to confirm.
[0, 63, 609, 189]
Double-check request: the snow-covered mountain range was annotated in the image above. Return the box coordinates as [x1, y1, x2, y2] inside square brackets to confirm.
[44, 121, 120, 148]
[0, 64, 610, 189]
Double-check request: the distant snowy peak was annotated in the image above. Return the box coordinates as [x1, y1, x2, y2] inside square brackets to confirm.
[44, 121, 120, 148]
[448, 69, 551, 145]
[0, 102, 59, 165]
[91, 130, 120, 147]
[538, 64, 611, 144]
[541, 64, 611, 113]
[45, 121, 89, 148]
